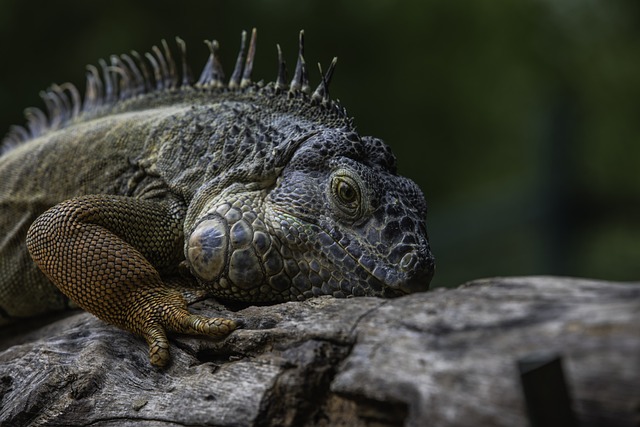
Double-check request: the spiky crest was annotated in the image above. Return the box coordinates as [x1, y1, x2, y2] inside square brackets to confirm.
[1, 29, 350, 156]
[290, 30, 309, 94]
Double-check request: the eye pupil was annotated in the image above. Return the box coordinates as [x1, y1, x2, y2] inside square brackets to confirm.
[338, 181, 356, 202]
[331, 174, 363, 218]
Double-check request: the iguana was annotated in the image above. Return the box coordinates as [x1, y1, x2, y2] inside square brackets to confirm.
[0, 29, 435, 367]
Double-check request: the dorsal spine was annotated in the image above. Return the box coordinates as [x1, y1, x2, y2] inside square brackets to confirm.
[1, 29, 344, 156]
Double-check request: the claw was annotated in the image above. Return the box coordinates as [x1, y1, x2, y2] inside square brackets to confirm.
[137, 290, 237, 367]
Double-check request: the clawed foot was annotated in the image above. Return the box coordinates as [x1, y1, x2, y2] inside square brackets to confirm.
[129, 289, 239, 367]
[145, 313, 239, 367]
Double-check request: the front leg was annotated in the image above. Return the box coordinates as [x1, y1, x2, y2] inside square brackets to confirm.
[26, 195, 237, 367]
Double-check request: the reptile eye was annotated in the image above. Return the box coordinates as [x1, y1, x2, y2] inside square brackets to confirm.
[331, 173, 363, 218]
[337, 180, 357, 204]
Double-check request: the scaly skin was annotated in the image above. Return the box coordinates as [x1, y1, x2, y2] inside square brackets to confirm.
[0, 30, 435, 367]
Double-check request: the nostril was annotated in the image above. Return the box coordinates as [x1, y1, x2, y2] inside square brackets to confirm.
[400, 252, 417, 271]
[399, 254, 435, 294]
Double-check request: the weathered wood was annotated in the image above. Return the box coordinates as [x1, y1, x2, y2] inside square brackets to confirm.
[0, 277, 638, 426]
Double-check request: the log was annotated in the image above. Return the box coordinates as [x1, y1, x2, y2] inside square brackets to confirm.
[0, 276, 638, 426]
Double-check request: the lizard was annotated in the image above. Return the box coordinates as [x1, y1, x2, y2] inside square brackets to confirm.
[0, 29, 435, 367]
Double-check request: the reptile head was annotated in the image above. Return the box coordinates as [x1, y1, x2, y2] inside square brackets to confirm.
[183, 30, 434, 301]
[264, 130, 435, 298]
[187, 125, 434, 301]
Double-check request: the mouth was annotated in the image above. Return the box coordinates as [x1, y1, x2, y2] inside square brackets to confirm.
[329, 232, 435, 296]
[366, 255, 434, 295]
[272, 210, 434, 296]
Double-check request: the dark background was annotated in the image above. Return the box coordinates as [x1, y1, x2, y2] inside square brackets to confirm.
[2, 0, 639, 288]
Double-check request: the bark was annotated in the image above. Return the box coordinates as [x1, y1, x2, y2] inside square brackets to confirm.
[0, 276, 638, 427]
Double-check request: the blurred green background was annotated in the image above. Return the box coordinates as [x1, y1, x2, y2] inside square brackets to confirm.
[1, 0, 639, 287]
